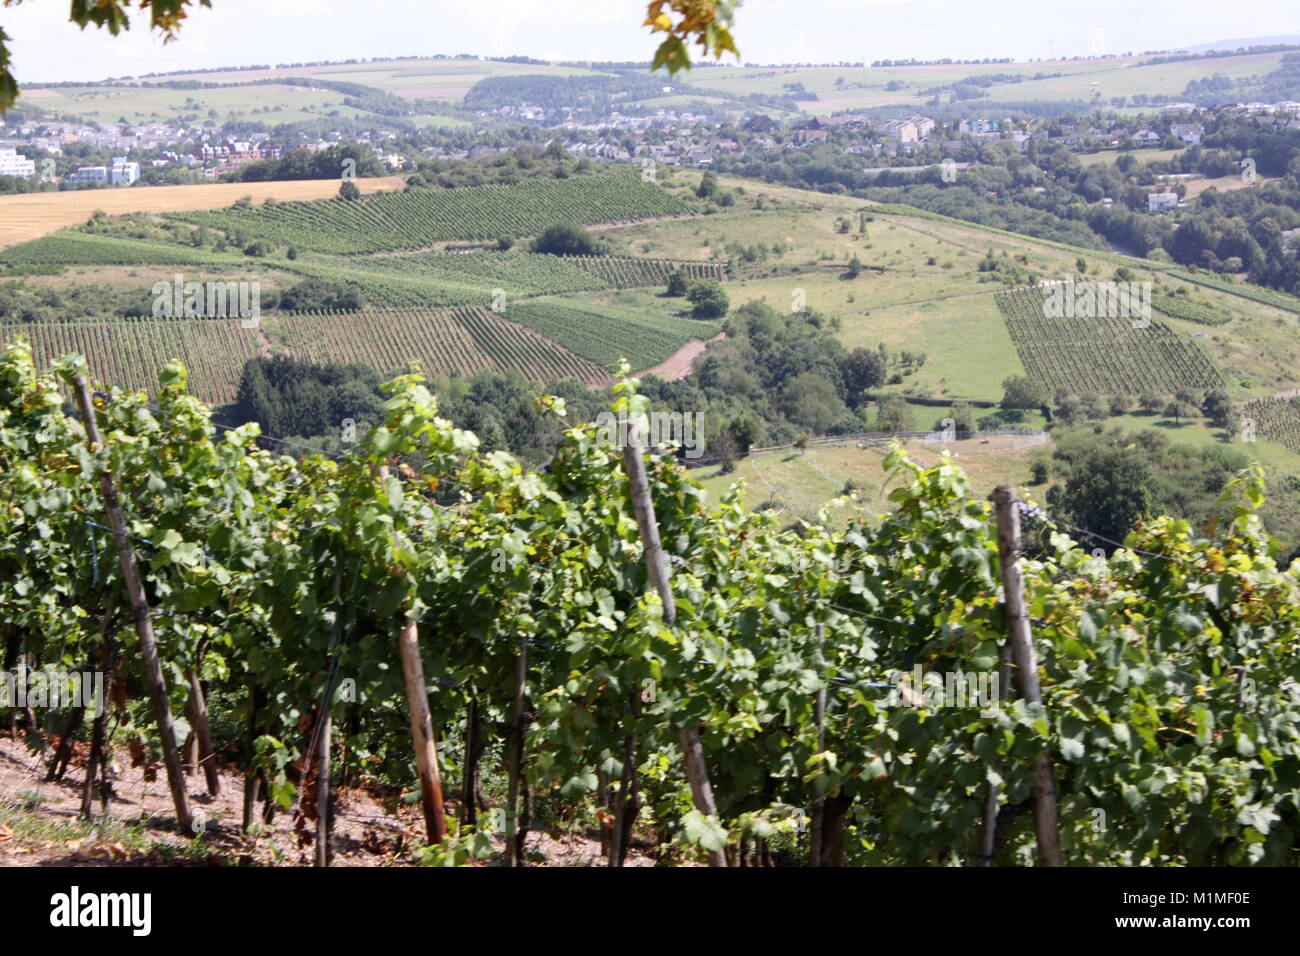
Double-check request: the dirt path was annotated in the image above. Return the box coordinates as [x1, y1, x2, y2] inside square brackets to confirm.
[639, 332, 724, 381]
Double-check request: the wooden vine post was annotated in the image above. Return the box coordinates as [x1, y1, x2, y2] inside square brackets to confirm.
[976, 642, 1012, 866]
[992, 485, 1063, 867]
[504, 629, 528, 867]
[620, 424, 727, 867]
[378, 463, 447, 846]
[72, 374, 192, 834]
[185, 665, 220, 796]
[316, 569, 342, 868]
[808, 622, 827, 867]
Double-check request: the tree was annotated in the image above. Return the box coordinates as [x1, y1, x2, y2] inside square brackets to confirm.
[780, 373, 848, 433]
[687, 279, 729, 319]
[1202, 389, 1234, 429]
[1001, 375, 1048, 410]
[838, 348, 886, 407]
[875, 396, 912, 434]
[1108, 393, 1133, 416]
[1138, 392, 1166, 414]
[338, 180, 362, 201]
[533, 223, 605, 257]
[279, 278, 363, 312]
[666, 271, 689, 297]
[726, 414, 760, 454]
[844, 255, 863, 279]
[696, 171, 720, 199]
[1058, 445, 1154, 547]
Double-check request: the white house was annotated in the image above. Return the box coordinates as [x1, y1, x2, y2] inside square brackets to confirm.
[109, 156, 140, 185]
[0, 146, 35, 178]
[1170, 123, 1204, 145]
[1148, 191, 1180, 212]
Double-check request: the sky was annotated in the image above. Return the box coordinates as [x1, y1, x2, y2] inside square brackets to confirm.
[3, 0, 1299, 83]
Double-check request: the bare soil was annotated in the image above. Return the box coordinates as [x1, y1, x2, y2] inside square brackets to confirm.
[0, 734, 656, 867]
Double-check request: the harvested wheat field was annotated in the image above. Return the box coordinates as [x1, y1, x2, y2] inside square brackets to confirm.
[0, 176, 407, 248]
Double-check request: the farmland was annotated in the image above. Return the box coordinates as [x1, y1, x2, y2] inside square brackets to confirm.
[167, 172, 693, 253]
[1245, 396, 1300, 453]
[566, 255, 726, 288]
[996, 285, 1225, 397]
[283, 307, 610, 386]
[0, 306, 614, 403]
[0, 231, 248, 267]
[0, 316, 263, 404]
[505, 297, 722, 370]
[0, 177, 405, 249]
[279, 252, 718, 308]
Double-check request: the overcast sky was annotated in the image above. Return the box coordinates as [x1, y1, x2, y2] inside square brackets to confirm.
[4, 0, 1299, 83]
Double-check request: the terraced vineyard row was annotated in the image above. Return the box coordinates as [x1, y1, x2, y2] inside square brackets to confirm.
[1151, 290, 1231, 327]
[0, 231, 244, 266]
[453, 307, 611, 384]
[1244, 396, 1300, 453]
[1165, 269, 1300, 315]
[0, 317, 262, 403]
[565, 255, 726, 288]
[996, 286, 1224, 397]
[280, 308, 610, 386]
[505, 298, 720, 370]
[293, 250, 612, 307]
[167, 172, 692, 253]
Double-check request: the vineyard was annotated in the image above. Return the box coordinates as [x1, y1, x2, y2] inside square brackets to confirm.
[996, 286, 1225, 397]
[565, 255, 726, 288]
[282, 308, 611, 386]
[1165, 269, 1300, 315]
[283, 252, 728, 309]
[165, 172, 693, 253]
[505, 298, 722, 370]
[0, 317, 263, 404]
[1, 342, 1298, 868]
[1244, 396, 1300, 453]
[1150, 290, 1231, 327]
[0, 231, 246, 267]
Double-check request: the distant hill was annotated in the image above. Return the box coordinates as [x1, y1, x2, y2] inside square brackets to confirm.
[1184, 35, 1300, 52]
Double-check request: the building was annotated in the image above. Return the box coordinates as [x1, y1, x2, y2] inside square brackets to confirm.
[882, 115, 936, 143]
[72, 165, 108, 184]
[110, 156, 140, 185]
[959, 117, 999, 135]
[0, 146, 35, 178]
[1148, 191, 1180, 212]
[1170, 123, 1204, 145]
[792, 118, 827, 144]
